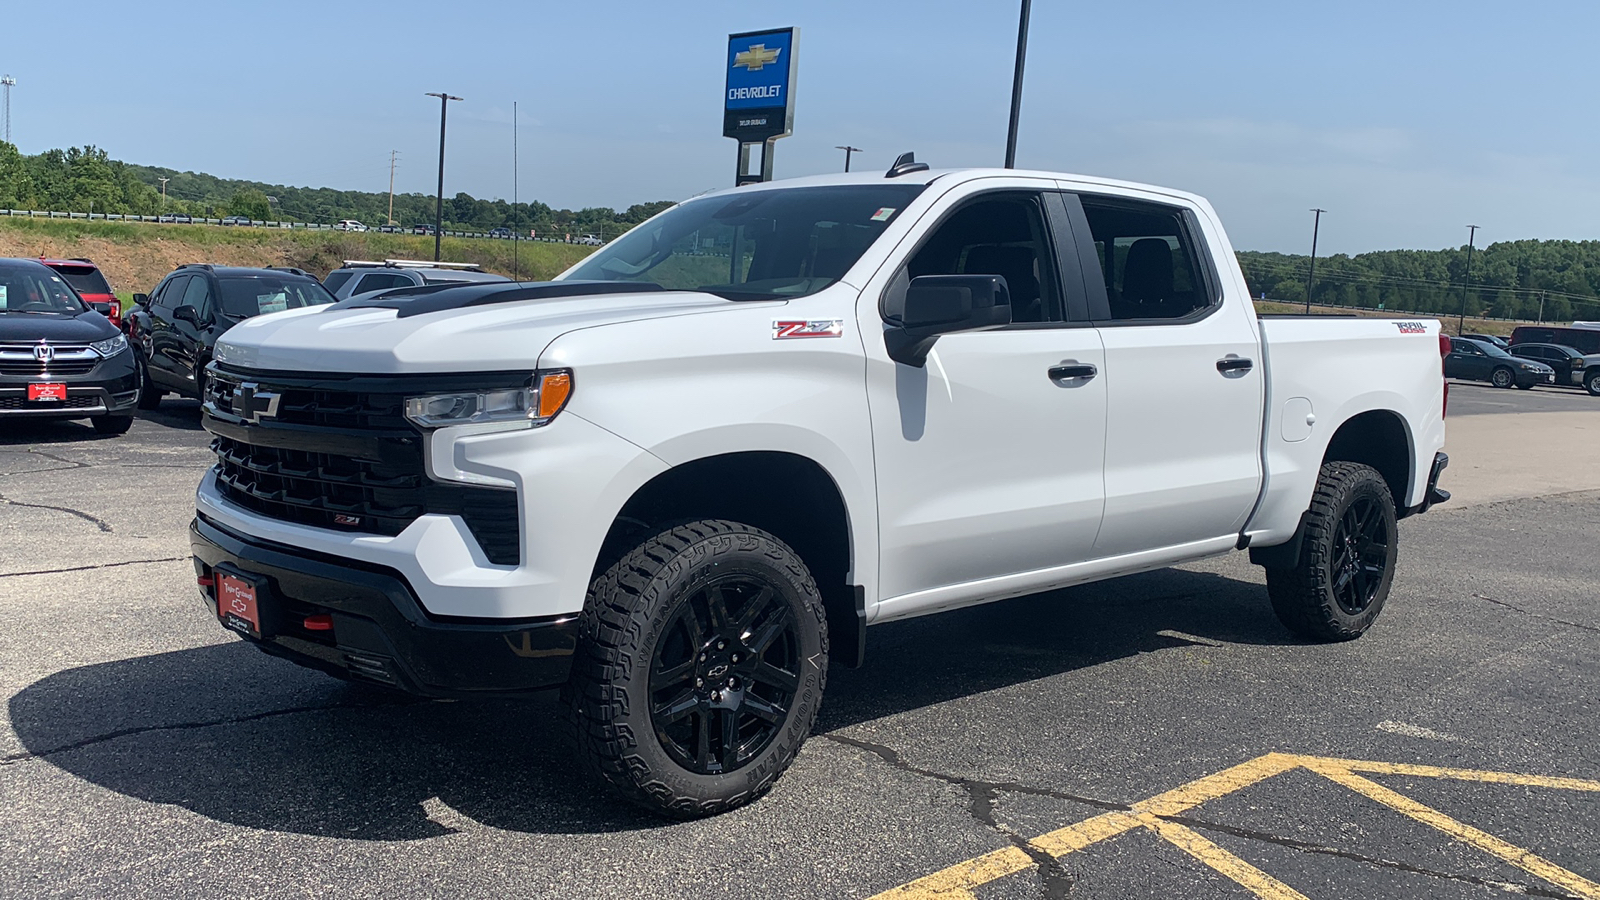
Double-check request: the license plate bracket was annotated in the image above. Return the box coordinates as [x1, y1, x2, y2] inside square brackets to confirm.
[28, 383, 67, 402]
[214, 565, 269, 638]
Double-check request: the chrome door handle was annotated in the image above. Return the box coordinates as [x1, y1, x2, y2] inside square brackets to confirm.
[1216, 357, 1254, 374]
[1048, 363, 1098, 382]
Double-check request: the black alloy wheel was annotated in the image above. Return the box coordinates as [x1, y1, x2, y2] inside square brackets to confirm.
[135, 353, 163, 409]
[649, 575, 800, 776]
[567, 519, 828, 818]
[1327, 494, 1389, 616]
[1490, 367, 1515, 388]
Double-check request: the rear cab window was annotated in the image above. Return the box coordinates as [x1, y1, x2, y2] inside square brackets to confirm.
[1075, 195, 1218, 323]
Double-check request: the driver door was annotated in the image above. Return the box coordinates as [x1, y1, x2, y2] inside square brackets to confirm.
[858, 180, 1108, 618]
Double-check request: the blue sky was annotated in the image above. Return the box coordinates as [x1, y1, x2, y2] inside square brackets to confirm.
[5, 0, 1597, 254]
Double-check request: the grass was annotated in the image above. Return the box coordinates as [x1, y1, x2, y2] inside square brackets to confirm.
[1253, 299, 1526, 337]
[0, 216, 594, 294]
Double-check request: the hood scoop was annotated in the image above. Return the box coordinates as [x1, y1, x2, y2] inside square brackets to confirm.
[331, 280, 666, 319]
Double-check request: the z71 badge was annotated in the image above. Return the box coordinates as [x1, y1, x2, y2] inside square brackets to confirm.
[772, 319, 844, 339]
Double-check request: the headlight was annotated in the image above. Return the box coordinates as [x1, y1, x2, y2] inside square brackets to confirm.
[405, 370, 573, 430]
[90, 334, 128, 358]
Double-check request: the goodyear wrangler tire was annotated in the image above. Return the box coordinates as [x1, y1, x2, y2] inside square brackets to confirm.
[1265, 462, 1398, 642]
[566, 519, 828, 818]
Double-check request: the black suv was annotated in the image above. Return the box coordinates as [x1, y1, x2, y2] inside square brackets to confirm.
[126, 265, 335, 408]
[1509, 342, 1600, 395]
[0, 257, 138, 434]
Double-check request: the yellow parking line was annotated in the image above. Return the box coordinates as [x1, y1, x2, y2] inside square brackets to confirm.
[1306, 763, 1600, 900]
[1332, 757, 1600, 792]
[869, 753, 1600, 900]
[1139, 812, 1312, 900]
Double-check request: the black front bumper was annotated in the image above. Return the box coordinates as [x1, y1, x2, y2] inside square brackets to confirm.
[190, 515, 578, 697]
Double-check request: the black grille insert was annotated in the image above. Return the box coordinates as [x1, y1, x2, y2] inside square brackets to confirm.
[205, 367, 523, 565]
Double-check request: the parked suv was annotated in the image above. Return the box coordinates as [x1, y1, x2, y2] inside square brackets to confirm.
[320, 259, 510, 300]
[1509, 342, 1600, 395]
[41, 257, 121, 328]
[125, 265, 335, 408]
[1509, 324, 1600, 355]
[335, 220, 368, 232]
[1444, 336, 1555, 389]
[0, 258, 137, 434]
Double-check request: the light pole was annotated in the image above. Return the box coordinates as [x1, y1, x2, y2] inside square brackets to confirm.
[1, 75, 14, 143]
[1003, 0, 1032, 168]
[158, 177, 169, 206]
[1457, 225, 1479, 335]
[1305, 208, 1325, 314]
[834, 145, 862, 172]
[425, 92, 463, 261]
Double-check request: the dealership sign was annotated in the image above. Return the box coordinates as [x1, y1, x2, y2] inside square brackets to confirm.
[724, 27, 798, 144]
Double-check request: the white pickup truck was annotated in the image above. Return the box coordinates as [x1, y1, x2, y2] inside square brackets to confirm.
[191, 162, 1450, 817]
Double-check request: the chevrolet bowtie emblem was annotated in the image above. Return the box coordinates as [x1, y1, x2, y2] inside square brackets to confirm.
[233, 382, 281, 424]
[733, 44, 782, 71]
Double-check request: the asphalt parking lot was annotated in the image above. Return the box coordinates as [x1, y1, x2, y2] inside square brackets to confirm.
[2, 389, 1597, 899]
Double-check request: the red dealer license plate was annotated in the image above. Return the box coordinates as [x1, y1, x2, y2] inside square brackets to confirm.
[216, 572, 262, 637]
[28, 383, 67, 402]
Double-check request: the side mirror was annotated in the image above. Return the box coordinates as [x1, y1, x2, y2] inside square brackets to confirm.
[131, 293, 148, 306]
[89, 301, 114, 316]
[884, 274, 1012, 367]
[173, 305, 202, 326]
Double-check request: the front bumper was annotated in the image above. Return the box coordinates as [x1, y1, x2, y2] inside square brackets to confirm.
[190, 514, 579, 697]
[1515, 370, 1556, 387]
[0, 353, 138, 418]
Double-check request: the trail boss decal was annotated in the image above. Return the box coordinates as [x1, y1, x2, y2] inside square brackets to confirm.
[1394, 321, 1428, 334]
[772, 319, 844, 339]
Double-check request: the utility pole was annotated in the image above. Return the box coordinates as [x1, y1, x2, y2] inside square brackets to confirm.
[1003, 0, 1032, 168]
[158, 177, 170, 206]
[513, 100, 520, 281]
[1457, 225, 1479, 335]
[1538, 289, 1546, 323]
[387, 150, 399, 225]
[1, 75, 14, 144]
[1305, 208, 1325, 314]
[425, 92, 463, 262]
[834, 145, 862, 172]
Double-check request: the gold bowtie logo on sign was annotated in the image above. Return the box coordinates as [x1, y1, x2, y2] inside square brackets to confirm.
[733, 44, 782, 71]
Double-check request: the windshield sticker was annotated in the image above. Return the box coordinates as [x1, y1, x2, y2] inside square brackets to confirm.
[870, 208, 896, 222]
[257, 292, 289, 315]
[773, 319, 844, 339]
[0, 286, 7, 308]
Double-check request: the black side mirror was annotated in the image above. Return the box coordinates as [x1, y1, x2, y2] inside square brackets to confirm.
[89, 301, 114, 316]
[884, 274, 1012, 367]
[131, 293, 148, 306]
[173, 305, 202, 326]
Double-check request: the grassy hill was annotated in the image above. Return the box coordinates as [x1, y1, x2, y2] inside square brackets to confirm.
[0, 217, 593, 298]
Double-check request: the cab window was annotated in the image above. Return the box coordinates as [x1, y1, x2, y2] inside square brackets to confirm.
[1079, 197, 1215, 322]
[904, 192, 1062, 324]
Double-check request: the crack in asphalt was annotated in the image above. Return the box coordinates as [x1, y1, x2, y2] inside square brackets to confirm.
[1167, 813, 1586, 900]
[1, 556, 189, 579]
[0, 702, 378, 766]
[1473, 592, 1600, 636]
[24, 450, 95, 469]
[822, 734, 1579, 899]
[0, 492, 114, 532]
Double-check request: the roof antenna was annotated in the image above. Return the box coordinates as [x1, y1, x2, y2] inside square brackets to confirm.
[885, 152, 929, 178]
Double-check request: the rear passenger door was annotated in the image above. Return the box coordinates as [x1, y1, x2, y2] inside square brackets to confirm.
[145, 274, 189, 390]
[1061, 190, 1264, 556]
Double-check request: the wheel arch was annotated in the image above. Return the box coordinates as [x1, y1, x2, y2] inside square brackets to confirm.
[595, 450, 865, 667]
[1320, 408, 1414, 514]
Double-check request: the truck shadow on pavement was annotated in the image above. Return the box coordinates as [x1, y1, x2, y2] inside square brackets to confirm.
[8, 567, 1293, 839]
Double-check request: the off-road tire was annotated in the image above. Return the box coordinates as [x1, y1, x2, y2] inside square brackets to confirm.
[566, 519, 828, 818]
[1585, 370, 1600, 396]
[1490, 366, 1515, 388]
[91, 415, 133, 435]
[1265, 461, 1398, 642]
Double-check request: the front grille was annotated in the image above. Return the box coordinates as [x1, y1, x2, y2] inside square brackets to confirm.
[205, 367, 523, 565]
[0, 394, 102, 410]
[0, 342, 100, 376]
[0, 359, 98, 375]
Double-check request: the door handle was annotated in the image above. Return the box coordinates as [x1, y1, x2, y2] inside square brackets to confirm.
[1048, 363, 1098, 382]
[1216, 357, 1254, 374]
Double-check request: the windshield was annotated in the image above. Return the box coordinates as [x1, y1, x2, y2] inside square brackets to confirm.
[50, 265, 112, 295]
[217, 276, 336, 318]
[563, 184, 926, 300]
[0, 265, 87, 314]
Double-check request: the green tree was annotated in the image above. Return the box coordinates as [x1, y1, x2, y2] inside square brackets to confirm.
[0, 140, 34, 208]
[226, 188, 272, 220]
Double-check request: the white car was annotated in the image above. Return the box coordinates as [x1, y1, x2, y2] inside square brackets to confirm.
[193, 163, 1450, 818]
[334, 219, 368, 232]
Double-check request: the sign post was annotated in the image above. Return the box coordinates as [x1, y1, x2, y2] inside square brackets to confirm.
[724, 27, 798, 186]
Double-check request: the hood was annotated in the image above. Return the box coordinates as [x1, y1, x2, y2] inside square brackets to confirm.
[214, 287, 740, 373]
[0, 310, 118, 343]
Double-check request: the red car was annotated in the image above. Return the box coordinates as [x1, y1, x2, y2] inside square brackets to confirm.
[41, 257, 120, 328]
